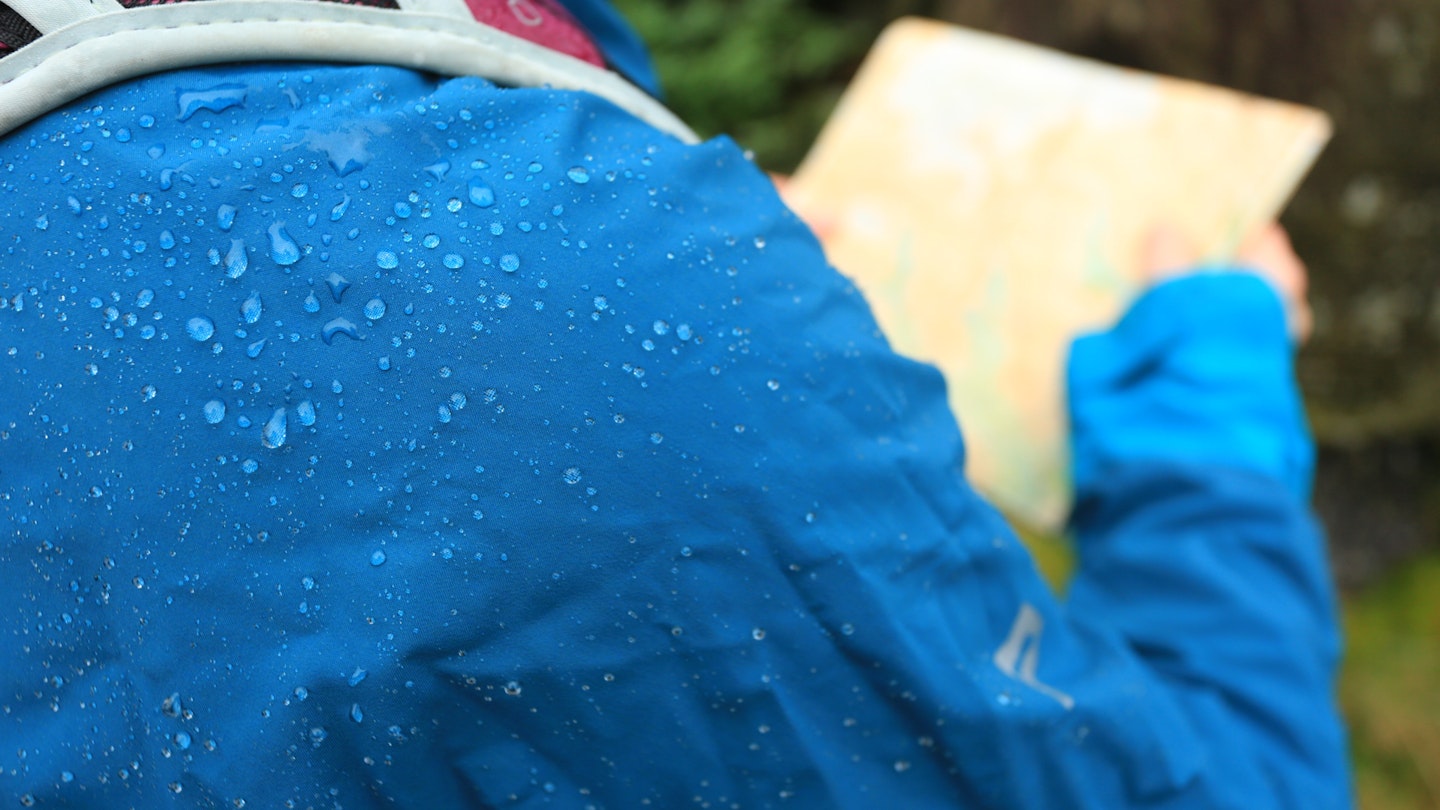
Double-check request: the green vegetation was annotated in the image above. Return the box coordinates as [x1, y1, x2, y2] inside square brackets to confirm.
[1343, 554, 1440, 808]
[613, 0, 870, 171]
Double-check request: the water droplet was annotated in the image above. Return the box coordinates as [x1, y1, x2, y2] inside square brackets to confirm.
[322, 317, 360, 344]
[767, 379, 781, 391]
[203, 400, 226, 424]
[177, 83, 248, 120]
[309, 727, 328, 746]
[503, 680, 522, 696]
[593, 296, 608, 311]
[303, 292, 321, 314]
[494, 293, 511, 309]
[393, 201, 412, 219]
[443, 253, 464, 270]
[467, 179, 495, 207]
[330, 195, 351, 221]
[186, 316, 215, 342]
[376, 251, 399, 270]
[159, 230, 176, 250]
[562, 467, 582, 485]
[174, 731, 192, 750]
[567, 166, 590, 184]
[437, 405, 453, 424]
[268, 221, 300, 266]
[325, 272, 351, 303]
[650, 432, 664, 445]
[350, 703, 364, 723]
[653, 320, 670, 336]
[222, 239, 248, 279]
[162, 692, 184, 717]
[363, 298, 386, 320]
[291, 183, 309, 199]
[217, 204, 237, 232]
[377, 355, 391, 371]
[369, 550, 386, 567]
[500, 254, 520, 273]
[295, 400, 316, 427]
[136, 288, 155, 308]
[262, 408, 287, 449]
[448, 392, 467, 410]
[752, 628, 766, 641]
[246, 339, 267, 359]
[422, 234, 440, 249]
[294, 686, 309, 701]
[446, 197, 463, 213]
[241, 459, 259, 474]
[309, 127, 370, 176]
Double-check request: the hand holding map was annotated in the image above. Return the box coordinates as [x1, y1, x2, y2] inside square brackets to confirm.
[784, 18, 1331, 529]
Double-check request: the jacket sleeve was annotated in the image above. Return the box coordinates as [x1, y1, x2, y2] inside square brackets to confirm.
[1063, 271, 1350, 807]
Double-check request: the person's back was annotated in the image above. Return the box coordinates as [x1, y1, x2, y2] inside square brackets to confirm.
[0, 2, 1348, 807]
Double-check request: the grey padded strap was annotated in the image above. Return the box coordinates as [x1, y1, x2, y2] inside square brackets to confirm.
[0, 0, 697, 143]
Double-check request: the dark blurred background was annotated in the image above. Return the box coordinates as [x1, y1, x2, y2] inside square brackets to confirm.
[612, 0, 1440, 805]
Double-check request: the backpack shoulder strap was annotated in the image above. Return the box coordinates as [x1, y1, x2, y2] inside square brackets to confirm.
[0, 0, 696, 141]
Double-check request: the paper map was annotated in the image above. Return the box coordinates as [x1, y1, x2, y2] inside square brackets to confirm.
[786, 17, 1331, 529]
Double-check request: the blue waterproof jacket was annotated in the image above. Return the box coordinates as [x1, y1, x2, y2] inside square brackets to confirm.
[0, 5, 1348, 808]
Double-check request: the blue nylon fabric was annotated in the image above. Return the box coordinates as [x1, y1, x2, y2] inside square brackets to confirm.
[1066, 273, 1348, 807]
[0, 64, 1347, 808]
[1068, 273, 1316, 502]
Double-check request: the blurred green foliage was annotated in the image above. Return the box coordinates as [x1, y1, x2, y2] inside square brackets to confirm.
[613, 0, 870, 170]
[1343, 554, 1440, 809]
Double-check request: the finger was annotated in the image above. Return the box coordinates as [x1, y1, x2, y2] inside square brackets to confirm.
[1237, 223, 1307, 301]
[771, 174, 839, 242]
[1237, 223, 1312, 343]
[1140, 224, 1200, 283]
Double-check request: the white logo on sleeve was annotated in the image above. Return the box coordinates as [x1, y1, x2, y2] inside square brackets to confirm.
[508, 0, 544, 26]
[994, 603, 1075, 710]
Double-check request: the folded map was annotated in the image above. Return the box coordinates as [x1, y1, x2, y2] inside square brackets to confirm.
[786, 17, 1332, 529]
